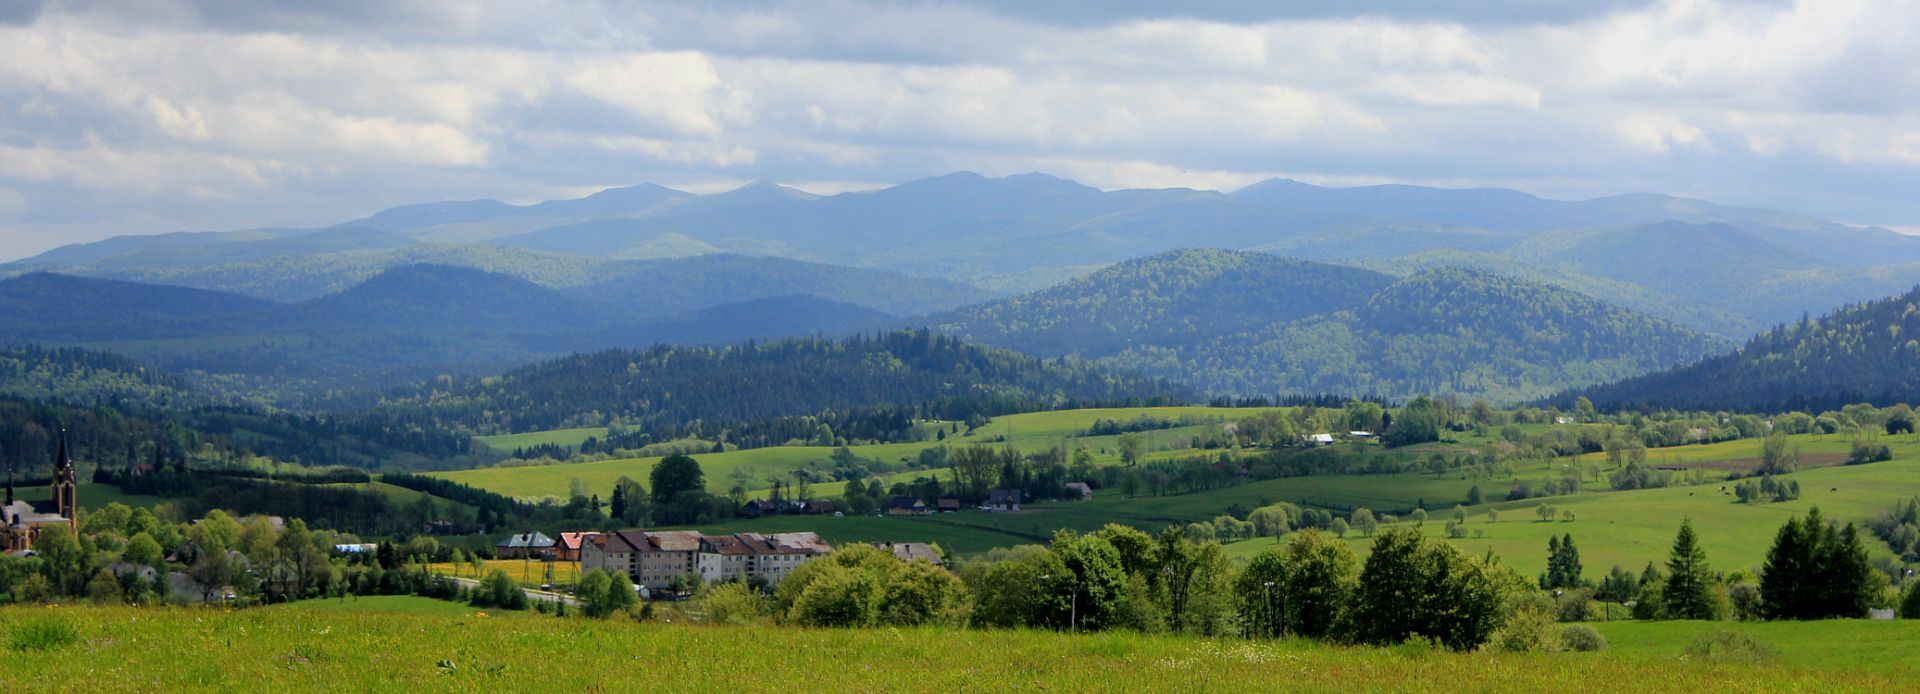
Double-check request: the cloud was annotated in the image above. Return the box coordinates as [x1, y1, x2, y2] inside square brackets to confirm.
[1, 0, 1919, 260]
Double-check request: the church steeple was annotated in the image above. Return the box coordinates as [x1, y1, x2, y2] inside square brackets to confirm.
[51, 428, 77, 526]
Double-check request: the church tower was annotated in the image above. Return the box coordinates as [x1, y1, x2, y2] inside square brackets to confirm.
[51, 430, 77, 529]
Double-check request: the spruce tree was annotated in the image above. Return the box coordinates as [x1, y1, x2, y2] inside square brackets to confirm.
[1760, 511, 1812, 619]
[1663, 519, 1717, 619]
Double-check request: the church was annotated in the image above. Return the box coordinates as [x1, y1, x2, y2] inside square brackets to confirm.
[1, 432, 80, 554]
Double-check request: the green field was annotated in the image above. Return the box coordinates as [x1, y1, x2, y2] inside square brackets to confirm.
[15, 481, 167, 511]
[1224, 436, 1920, 576]
[0, 606, 1907, 691]
[275, 595, 496, 617]
[436, 418, 1920, 577]
[1591, 619, 1920, 675]
[473, 427, 611, 452]
[432, 407, 1277, 500]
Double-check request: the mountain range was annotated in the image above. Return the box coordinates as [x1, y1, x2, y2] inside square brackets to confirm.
[11, 171, 1920, 340]
[0, 265, 927, 396]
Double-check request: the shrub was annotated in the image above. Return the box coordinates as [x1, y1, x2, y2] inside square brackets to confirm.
[1682, 630, 1778, 665]
[1484, 606, 1560, 653]
[1900, 581, 1920, 619]
[700, 582, 767, 626]
[1559, 625, 1608, 652]
[8, 618, 80, 652]
[1554, 588, 1594, 623]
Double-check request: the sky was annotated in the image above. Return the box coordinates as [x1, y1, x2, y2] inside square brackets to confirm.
[1, 0, 1918, 259]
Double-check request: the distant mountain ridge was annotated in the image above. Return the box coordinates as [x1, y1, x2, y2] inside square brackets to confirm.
[0, 265, 946, 399]
[15, 170, 1915, 340]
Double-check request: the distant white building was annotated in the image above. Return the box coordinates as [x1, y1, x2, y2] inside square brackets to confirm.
[1303, 433, 1336, 446]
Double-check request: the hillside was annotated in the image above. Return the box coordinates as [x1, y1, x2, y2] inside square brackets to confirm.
[624, 295, 892, 346]
[1574, 284, 1920, 411]
[356, 330, 1195, 434]
[930, 250, 1727, 403]
[930, 249, 1393, 357]
[0, 272, 278, 341]
[0, 345, 207, 408]
[278, 264, 610, 335]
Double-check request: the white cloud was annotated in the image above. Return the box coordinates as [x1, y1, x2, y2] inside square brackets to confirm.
[2, 0, 1920, 257]
[1617, 113, 1711, 154]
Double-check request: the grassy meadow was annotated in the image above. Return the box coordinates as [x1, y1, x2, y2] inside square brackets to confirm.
[431, 407, 1278, 500]
[0, 605, 1910, 692]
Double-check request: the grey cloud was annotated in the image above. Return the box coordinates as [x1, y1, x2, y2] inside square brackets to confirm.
[0, 0, 46, 24]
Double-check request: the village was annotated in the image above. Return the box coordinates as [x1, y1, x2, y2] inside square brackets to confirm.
[469, 483, 1079, 600]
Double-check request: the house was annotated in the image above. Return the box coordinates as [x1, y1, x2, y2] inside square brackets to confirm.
[639, 530, 703, 590]
[936, 498, 962, 513]
[495, 531, 555, 559]
[555, 532, 591, 562]
[984, 489, 1022, 512]
[1063, 482, 1094, 501]
[886, 496, 929, 515]
[584, 529, 832, 591]
[697, 532, 830, 585]
[739, 499, 779, 518]
[1347, 431, 1375, 440]
[1303, 433, 1336, 446]
[332, 543, 377, 555]
[873, 542, 943, 566]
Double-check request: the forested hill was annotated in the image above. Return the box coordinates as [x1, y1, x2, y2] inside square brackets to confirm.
[0, 346, 208, 409]
[927, 250, 1729, 404]
[928, 249, 1392, 357]
[348, 330, 1197, 435]
[1571, 284, 1920, 412]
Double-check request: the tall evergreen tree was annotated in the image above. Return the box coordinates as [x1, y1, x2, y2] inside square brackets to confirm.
[1760, 509, 1814, 619]
[1663, 519, 1718, 620]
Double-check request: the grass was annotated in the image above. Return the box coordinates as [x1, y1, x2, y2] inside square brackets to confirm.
[14, 481, 167, 511]
[275, 595, 495, 617]
[1590, 619, 1920, 675]
[474, 427, 610, 452]
[0, 606, 1907, 691]
[431, 407, 1278, 500]
[1225, 434, 1920, 577]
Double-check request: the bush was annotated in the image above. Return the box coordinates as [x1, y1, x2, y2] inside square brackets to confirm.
[8, 618, 80, 652]
[1901, 581, 1920, 619]
[1683, 630, 1778, 665]
[1554, 588, 1594, 623]
[1484, 606, 1560, 653]
[1559, 625, 1608, 652]
[700, 582, 767, 626]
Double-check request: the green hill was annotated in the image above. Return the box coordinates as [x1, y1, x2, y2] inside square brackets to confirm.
[930, 250, 1727, 403]
[359, 330, 1195, 435]
[1574, 283, 1920, 411]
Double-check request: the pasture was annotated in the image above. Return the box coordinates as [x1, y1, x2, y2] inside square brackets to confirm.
[431, 407, 1277, 500]
[0, 606, 1908, 691]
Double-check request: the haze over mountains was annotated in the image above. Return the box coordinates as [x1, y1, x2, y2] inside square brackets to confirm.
[6, 171, 1920, 406]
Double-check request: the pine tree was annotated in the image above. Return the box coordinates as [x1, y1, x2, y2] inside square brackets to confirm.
[1559, 534, 1583, 588]
[1663, 519, 1717, 619]
[1760, 509, 1813, 619]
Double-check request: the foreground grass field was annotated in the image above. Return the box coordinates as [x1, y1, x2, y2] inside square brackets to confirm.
[0, 605, 1909, 691]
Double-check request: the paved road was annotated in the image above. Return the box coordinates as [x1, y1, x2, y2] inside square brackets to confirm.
[446, 576, 579, 607]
